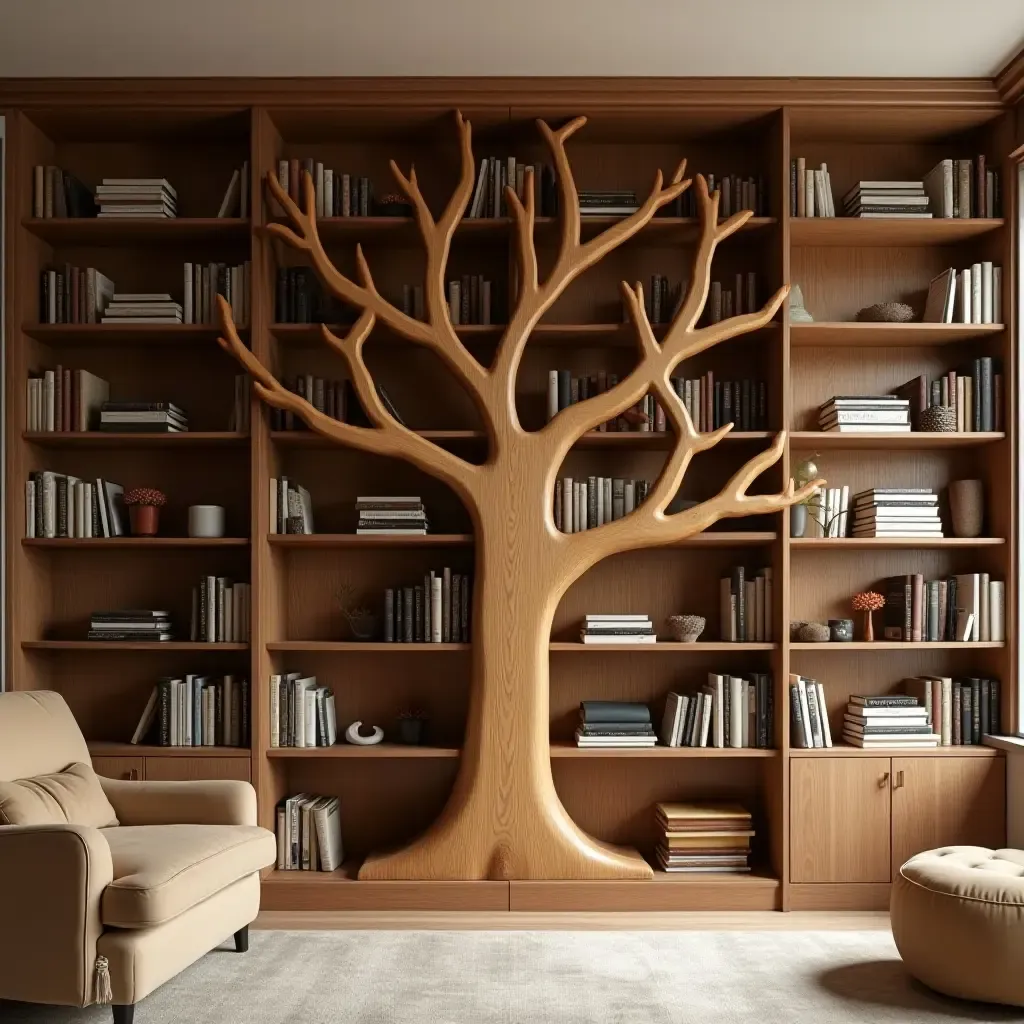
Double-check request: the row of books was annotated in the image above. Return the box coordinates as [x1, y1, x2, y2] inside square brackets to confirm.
[96, 178, 177, 219]
[905, 677, 1002, 745]
[39, 266, 115, 324]
[818, 395, 909, 433]
[269, 477, 314, 535]
[923, 265, 1003, 326]
[275, 266, 346, 324]
[655, 802, 753, 874]
[188, 577, 252, 644]
[25, 367, 109, 431]
[275, 793, 344, 872]
[580, 614, 654, 646]
[270, 374, 346, 428]
[100, 401, 189, 434]
[703, 275, 761, 324]
[896, 359, 1002, 433]
[132, 675, 250, 748]
[660, 674, 774, 748]
[669, 173, 767, 219]
[89, 609, 171, 642]
[216, 164, 250, 218]
[183, 262, 251, 326]
[275, 160, 372, 217]
[469, 158, 557, 218]
[269, 673, 338, 748]
[719, 567, 774, 643]
[554, 477, 649, 533]
[384, 570, 471, 643]
[25, 473, 125, 539]
[883, 572, 1004, 643]
[576, 700, 655, 746]
[357, 496, 427, 536]
[446, 276, 494, 326]
[923, 158, 1001, 219]
[32, 166, 97, 218]
[789, 160, 836, 217]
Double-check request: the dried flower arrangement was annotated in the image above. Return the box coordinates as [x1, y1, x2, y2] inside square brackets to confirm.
[851, 591, 885, 642]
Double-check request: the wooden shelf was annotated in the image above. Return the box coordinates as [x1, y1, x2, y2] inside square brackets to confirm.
[790, 641, 1005, 651]
[789, 322, 1005, 347]
[790, 431, 1005, 449]
[23, 641, 249, 651]
[23, 537, 249, 548]
[87, 742, 250, 757]
[23, 323, 243, 346]
[22, 217, 251, 245]
[790, 537, 1005, 550]
[550, 641, 775, 652]
[267, 744, 459, 758]
[268, 533, 473, 548]
[550, 742, 777, 758]
[789, 217, 1004, 247]
[790, 745, 1002, 758]
[266, 641, 470, 652]
[23, 431, 249, 448]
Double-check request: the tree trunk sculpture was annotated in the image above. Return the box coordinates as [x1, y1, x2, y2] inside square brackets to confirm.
[218, 112, 824, 881]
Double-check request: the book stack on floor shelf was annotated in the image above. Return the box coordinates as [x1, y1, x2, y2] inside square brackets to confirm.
[580, 613, 655, 645]
[89, 609, 172, 642]
[269, 673, 338, 748]
[661, 673, 774, 748]
[132, 675, 250, 748]
[842, 695, 938, 749]
[818, 395, 910, 433]
[904, 676, 1002, 745]
[719, 566, 772, 641]
[356, 496, 427, 536]
[96, 178, 176, 219]
[25, 473, 125, 538]
[655, 802, 754, 874]
[25, 368, 109, 432]
[843, 180, 930, 219]
[101, 293, 183, 324]
[100, 401, 188, 434]
[269, 477, 313, 534]
[850, 488, 941, 539]
[788, 675, 834, 749]
[883, 572, 1004, 642]
[189, 577, 251, 643]
[384, 569, 471, 643]
[576, 701, 656, 748]
[555, 477, 649, 532]
[923, 265, 1003, 325]
[276, 794, 344, 872]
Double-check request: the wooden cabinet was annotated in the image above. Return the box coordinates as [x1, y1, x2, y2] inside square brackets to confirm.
[91, 756, 145, 781]
[144, 756, 250, 782]
[791, 755, 1006, 884]
[791, 757, 892, 882]
[891, 757, 1006, 874]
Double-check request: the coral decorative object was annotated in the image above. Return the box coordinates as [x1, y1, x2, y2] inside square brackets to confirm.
[852, 591, 885, 642]
[122, 487, 167, 537]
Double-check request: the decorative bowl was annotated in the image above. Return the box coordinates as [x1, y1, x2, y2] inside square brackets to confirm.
[797, 622, 831, 643]
[667, 614, 705, 643]
[919, 405, 956, 432]
[856, 302, 914, 323]
[828, 618, 854, 642]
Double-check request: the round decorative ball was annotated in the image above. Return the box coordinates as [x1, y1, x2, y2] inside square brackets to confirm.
[668, 614, 705, 643]
[919, 405, 956, 432]
[789, 620, 808, 641]
[797, 622, 831, 643]
[856, 302, 915, 323]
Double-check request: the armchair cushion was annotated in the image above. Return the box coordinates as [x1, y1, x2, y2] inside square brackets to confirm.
[101, 824, 275, 928]
[0, 762, 118, 827]
[100, 777, 256, 827]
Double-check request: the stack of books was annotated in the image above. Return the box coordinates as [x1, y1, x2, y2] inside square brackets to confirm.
[789, 674, 834, 749]
[842, 180, 931, 219]
[904, 676, 1002, 745]
[655, 802, 754, 874]
[275, 793, 344, 872]
[99, 401, 188, 434]
[851, 488, 941, 539]
[132, 675, 250, 748]
[96, 178, 176, 219]
[575, 701, 656, 748]
[578, 189, 638, 216]
[269, 673, 339, 748]
[101, 293, 183, 324]
[89, 609, 172, 642]
[357, 496, 427, 536]
[580, 614, 655, 645]
[818, 395, 910, 433]
[842, 695, 939, 749]
[661, 673, 774, 748]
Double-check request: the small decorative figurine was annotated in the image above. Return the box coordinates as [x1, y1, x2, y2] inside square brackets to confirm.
[345, 721, 384, 745]
[852, 591, 885, 641]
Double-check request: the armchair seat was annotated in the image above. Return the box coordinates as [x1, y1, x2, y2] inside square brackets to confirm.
[102, 825, 275, 928]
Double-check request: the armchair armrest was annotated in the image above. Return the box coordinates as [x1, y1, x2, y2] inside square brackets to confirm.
[100, 777, 257, 826]
[0, 824, 112, 1007]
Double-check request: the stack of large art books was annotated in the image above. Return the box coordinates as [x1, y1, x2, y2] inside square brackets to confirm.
[851, 488, 942, 539]
[580, 613, 655, 644]
[819, 395, 910, 433]
[357, 495, 427, 536]
[96, 178, 176, 218]
[88, 609, 172, 642]
[842, 694, 939, 749]
[575, 701, 656, 748]
[655, 802, 754, 873]
[842, 180, 931, 218]
[101, 293, 183, 324]
[99, 401, 188, 433]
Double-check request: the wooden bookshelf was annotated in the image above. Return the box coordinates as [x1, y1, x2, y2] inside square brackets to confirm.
[2, 77, 1016, 915]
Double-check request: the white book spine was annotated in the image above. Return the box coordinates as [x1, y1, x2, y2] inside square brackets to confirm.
[961, 267, 972, 324]
[547, 371, 558, 422]
[981, 261, 993, 324]
[971, 262, 982, 325]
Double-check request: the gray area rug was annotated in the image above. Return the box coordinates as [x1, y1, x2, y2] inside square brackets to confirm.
[3, 930, 1023, 1023]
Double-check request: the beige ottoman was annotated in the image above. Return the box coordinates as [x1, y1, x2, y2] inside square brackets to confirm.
[891, 847, 1024, 1006]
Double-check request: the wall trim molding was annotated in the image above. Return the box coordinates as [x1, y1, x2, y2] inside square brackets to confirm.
[996, 46, 1024, 104]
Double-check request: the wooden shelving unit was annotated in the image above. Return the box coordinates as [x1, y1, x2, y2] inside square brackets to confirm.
[3, 79, 1016, 915]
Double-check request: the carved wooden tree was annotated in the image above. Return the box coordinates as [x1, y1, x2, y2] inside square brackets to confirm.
[218, 112, 824, 882]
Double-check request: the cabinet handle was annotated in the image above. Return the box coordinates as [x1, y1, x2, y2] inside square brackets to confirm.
[128, 768, 139, 781]
[892, 770, 905, 790]
[879, 772, 890, 789]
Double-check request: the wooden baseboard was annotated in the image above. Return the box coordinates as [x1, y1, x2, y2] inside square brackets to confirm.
[788, 883, 891, 911]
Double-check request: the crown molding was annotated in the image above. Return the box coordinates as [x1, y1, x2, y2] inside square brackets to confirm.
[996, 46, 1024, 104]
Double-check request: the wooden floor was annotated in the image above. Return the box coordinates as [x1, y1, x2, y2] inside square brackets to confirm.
[254, 910, 891, 931]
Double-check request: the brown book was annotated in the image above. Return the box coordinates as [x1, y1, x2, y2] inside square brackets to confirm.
[976, 155, 986, 218]
[62, 368, 72, 435]
[957, 159, 971, 219]
[911, 573, 924, 642]
[664, 834, 751, 850]
[705, 370, 714, 431]
[54, 364, 63, 432]
[893, 375, 927, 428]
[994, 374, 1003, 432]
[657, 801, 751, 823]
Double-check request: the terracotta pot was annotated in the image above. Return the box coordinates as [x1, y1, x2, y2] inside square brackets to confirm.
[129, 504, 160, 536]
[948, 479, 984, 538]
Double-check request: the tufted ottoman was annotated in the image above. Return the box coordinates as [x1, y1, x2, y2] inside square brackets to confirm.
[891, 847, 1024, 1006]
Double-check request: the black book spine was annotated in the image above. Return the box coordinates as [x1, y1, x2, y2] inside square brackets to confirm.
[980, 678, 990, 738]
[741, 379, 751, 431]
[946, 575, 958, 641]
[403, 587, 414, 643]
[681, 697, 697, 747]
[732, 566, 746, 642]
[980, 356, 993, 432]
[462, 574, 471, 642]
[952, 682, 962, 745]
[990, 679, 1001, 734]
[722, 383, 733, 428]
[395, 588, 403, 643]
[215, 683, 224, 745]
[732, 382, 741, 429]
[158, 679, 171, 746]
[451, 576, 462, 643]
[972, 358, 982, 431]
[241, 679, 250, 746]
[789, 684, 805, 748]
[275, 268, 288, 323]
[971, 679, 981, 743]
[413, 586, 423, 643]
[766, 675, 774, 748]
[714, 381, 723, 429]
[960, 683, 972, 745]
[758, 381, 767, 429]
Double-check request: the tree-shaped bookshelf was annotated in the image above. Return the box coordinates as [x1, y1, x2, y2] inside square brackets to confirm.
[218, 111, 823, 882]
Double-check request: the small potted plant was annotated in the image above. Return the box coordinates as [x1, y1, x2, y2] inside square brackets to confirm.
[396, 710, 428, 746]
[852, 591, 885, 642]
[123, 487, 167, 537]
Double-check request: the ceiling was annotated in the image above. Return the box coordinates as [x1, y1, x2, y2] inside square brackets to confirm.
[0, 0, 1021, 79]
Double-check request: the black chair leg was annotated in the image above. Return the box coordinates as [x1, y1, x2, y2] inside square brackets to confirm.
[234, 925, 249, 952]
[112, 1006, 134, 1024]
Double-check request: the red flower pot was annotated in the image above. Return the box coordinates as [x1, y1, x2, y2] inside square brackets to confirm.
[129, 504, 160, 536]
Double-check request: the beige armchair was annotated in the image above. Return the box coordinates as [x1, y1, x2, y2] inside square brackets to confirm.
[0, 691, 275, 1023]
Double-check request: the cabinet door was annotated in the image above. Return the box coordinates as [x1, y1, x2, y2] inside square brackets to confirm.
[791, 757, 892, 882]
[145, 756, 250, 782]
[91, 756, 145, 781]
[891, 756, 1006, 876]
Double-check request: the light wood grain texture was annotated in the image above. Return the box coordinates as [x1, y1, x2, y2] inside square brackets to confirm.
[789, 323, 1005, 348]
[789, 884, 892, 911]
[790, 757, 891, 883]
[218, 112, 816, 882]
[143, 756, 251, 782]
[91, 756, 145, 781]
